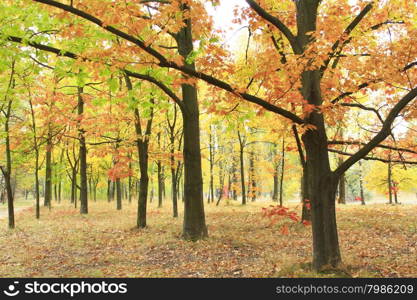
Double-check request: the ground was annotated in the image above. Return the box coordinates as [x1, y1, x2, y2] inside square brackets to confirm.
[0, 200, 416, 278]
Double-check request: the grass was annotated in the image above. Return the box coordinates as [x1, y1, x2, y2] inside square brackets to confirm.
[0, 200, 416, 278]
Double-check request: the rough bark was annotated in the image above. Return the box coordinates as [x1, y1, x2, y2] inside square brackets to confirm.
[77, 87, 88, 214]
[176, 4, 207, 240]
[44, 133, 52, 209]
[337, 157, 346, 204]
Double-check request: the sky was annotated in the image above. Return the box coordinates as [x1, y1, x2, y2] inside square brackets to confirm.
[205, 0, 249, 51]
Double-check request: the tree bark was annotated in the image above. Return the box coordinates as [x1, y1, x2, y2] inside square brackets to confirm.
[125, 75, 154, 228]
[279, 138, 285, 206]
[77, 87, 88, 214]
[135, 112, 152, 227]
[238, 131, 246, 205]
[116, 178, 122, 210]
[388, 156, 393, 204]
[208, 126, 214, 204]
[2, 118, 15, 229]
[176, 4, 208, 240]
[359, 161, 365, 205]
[44, 133, 52, 209]
[337, 157, 346, 204]
[249, 150, 256, 202]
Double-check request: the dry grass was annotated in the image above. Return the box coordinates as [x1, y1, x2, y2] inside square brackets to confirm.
[0, 200, 416, 277]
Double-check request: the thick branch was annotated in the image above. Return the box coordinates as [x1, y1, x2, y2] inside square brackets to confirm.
[5, 34, 184, 110]
[328, 149, 417, 165]
[330, 62, 417, 104]
[328, 140, 417, 155]
[321, 3, 373, 74]
[334, 87, 417, 176]
[246, 0, 300, 53]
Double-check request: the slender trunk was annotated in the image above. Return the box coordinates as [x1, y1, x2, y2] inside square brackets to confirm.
[29, 96, 41, 218]
[110, 180, 115, 201]
[123, 74, 154, 228]
[249, 150, 256, 202]
[388, 158, 393, 204]
[137, 137, 149, 228]
[337, 157, 346, 204]
[107, 179, 111, 202]
[279, 139, 285, 206]
[232, 158, 238, 201]
[209, 127, 214, 204]
[3, 110, 15, 228]
[157, 161, 163, 208]
[77, 87, 88, 214]
[238, 132, 246, 205]
[71, 170, 76, 203]
[34, 157, 40, 219]
[272, 165, 279, 202]
[170, 137, 179, 218]
[128, 161, 133, 203]
[44, 134, 52, 209]
[58, 180, 61, 203]
[359, 161, 365, 205]
[116, 178, 122, 210]
[93, 181, 97, 202]
[216, 160, 224, 206]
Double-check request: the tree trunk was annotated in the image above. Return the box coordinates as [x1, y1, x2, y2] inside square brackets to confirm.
[208, 126, 214, 204]
[294, 0, 342, 270]
[337, 157, 346, 204]
[279, 138, 285, 206]
[249, 150, 256, 202]
[44, 134, 52, 209]
[359, 161, 365, 205]
[116, 178, 122, 210]
[128, 163, 133, 203]
[34, 158, 40, 219]
[176, 5, 208, 240]
[238, 132, 246, 205]
[77, 87, 88, 214]
[302, 117, 341, 270]
[136, 137, 149, 228]
[2, 109, 15, 228]
[157, 161, 163, 208]
[272, 166, 279, 202]
[388, 158, 393, 204]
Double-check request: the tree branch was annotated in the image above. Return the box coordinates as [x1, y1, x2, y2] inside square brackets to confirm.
[320, 3, 373, 74]
[328, 149, 417, 165]
[328, 140, 417, 155]
[5, 34, 184, 110]
[246, 0, 300, 53]
[334, 87, 417, 176]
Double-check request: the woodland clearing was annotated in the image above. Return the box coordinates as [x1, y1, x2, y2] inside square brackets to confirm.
[0, 201, 416, 278]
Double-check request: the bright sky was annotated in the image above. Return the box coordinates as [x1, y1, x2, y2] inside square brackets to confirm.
[206, 0, 248, 51]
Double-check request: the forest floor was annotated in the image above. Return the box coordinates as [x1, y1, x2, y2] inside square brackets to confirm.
[0, 200, 416, 278]
[0, 199, 34, 218]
